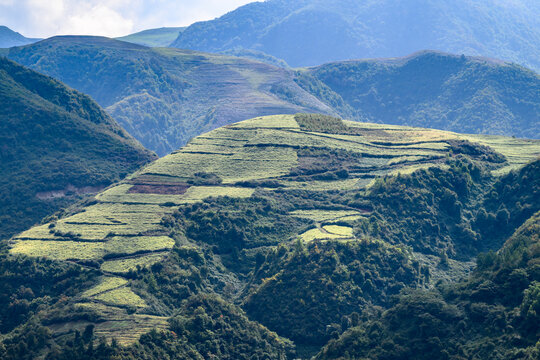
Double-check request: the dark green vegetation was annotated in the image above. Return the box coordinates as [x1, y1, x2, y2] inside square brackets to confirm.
[0, 56, 156, 240]
[6, 40, 538, 155]
[303, 51, 540, 139]
[171, 0, 540, 71]
[243, 241, 421, 346]
[4, 36, 334, 155]
[0, 26, 40, 48]
[316, 212, 540, 360]
[116, 27, 185, 47]
[0, 248, 99, 335]
[1, 115, 539, 358]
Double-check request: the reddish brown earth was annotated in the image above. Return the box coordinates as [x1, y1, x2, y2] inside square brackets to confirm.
[127, 184, 190, 194]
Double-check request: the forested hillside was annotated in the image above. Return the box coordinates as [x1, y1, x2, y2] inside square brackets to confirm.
[0, 57, 156, 241]
[1, 114, 538, 359]
[301, 51, 540, 139]
[317, 210, 540, 359]
[3, 36, 335, 155]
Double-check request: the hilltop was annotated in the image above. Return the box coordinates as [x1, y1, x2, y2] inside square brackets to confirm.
[2, 114, 539, 358]
[116, 27, 185, 47]
[0, 26, 40, 48]
[5, 39, 539, 156]
[0, 57, 156, 241]
[4, 36, 335, 155]
[301, 51, 540, 139]
[171, 0, 540, 71]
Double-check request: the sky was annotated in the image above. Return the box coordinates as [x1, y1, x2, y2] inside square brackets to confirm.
[0, 0, 255, 38]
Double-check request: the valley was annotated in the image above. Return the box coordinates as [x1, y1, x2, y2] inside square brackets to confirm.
[2, 36, 335, 156]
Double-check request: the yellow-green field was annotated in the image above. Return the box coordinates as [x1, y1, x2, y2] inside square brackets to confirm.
[71, 302, 169, 345]
[300, 225, 355, 242]
[323, 225, 354, 237]
[101, 253, 167, 274]
[93, 287, 147, 308]
[81, 277, 128, 298]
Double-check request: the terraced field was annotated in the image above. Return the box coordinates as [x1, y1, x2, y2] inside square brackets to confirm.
[300, 226, 355, 242]
[9, 114, 540, 344]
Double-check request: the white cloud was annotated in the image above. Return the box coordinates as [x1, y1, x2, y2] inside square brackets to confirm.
[62, 3, 133, 37]
[0, 0, 255, 38]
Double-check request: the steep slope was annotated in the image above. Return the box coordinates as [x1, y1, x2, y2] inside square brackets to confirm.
[301, 51, 540, 139]
[316, 210, 540, 360]
[4, 36, 335, 155]
[0, 57, 156, 241]
[2, 114, 539, 358]
[116, 27, 185, 47]
[0, 26, 40, 48]
[171, 0, 540, 71]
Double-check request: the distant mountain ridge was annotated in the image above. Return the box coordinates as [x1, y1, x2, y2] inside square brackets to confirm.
[4, 38, 539, 157]
[171, 0, 540, 71]
[0, 26, 40, 48]
[116, 27, 185, 47]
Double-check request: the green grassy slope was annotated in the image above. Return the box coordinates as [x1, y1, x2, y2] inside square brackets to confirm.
[171, 0, 540, 71]
[116, 27, 185, 47]
[2, 114, 539, 358]
[0, 26, 40, 48]
[4, 36, 336, 156]
[0, 57, 156, 241]
[302, 51, 540, 139]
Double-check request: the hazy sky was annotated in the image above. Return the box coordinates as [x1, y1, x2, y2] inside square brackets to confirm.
[0, 0, 255, 38]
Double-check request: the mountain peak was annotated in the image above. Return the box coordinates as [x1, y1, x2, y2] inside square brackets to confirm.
[0, 25, 41, 48]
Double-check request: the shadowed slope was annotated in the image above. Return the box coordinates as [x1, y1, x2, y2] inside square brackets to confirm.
[0, 57, 156, 240]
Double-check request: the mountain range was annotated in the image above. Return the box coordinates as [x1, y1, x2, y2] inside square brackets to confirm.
[2, 38, 539, 157]
[171, 0, 540, 71]
[0, 1, 539, 358]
